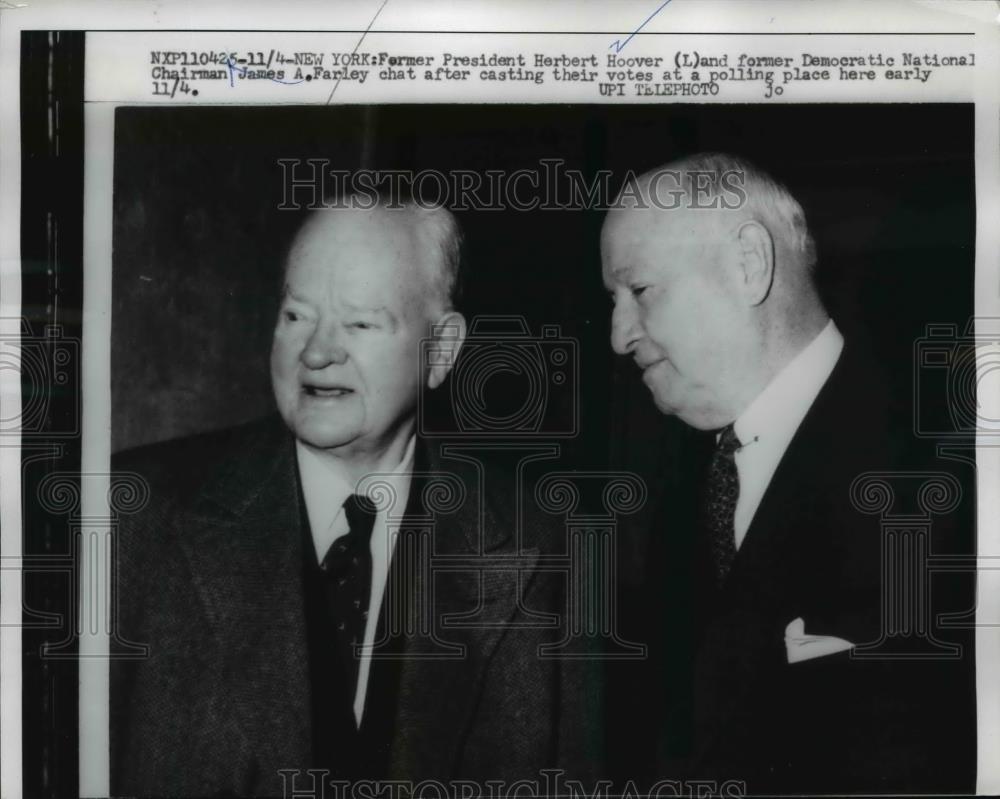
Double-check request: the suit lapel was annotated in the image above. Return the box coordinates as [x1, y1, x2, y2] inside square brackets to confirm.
[690, 349, 872, 767]
[173, 418, 312, 791]
[168, 425, 536, 783]
[386, 441, 539, 779]
[723, 350, 861, 599]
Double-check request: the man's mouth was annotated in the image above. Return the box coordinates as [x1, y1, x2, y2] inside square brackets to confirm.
[303, 385, 354, 398]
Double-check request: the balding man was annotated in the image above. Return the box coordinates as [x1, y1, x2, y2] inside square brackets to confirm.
[601, 154, 974, 793]
[112, 198, 591, 796]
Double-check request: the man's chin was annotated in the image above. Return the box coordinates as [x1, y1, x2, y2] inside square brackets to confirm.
[661, 401, 728, 431]
[648, 391, 673, 415]
[647, 387, 720, 431]
[288, 419, 362, 452]
[645, 381, 679, 416]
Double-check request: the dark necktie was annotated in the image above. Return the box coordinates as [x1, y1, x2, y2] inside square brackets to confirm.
[321, 493, 378, 703]
[702, 424, 742, 586]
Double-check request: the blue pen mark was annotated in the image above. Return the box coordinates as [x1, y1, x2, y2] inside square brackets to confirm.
[609, 0, 676, 53]
[225, 56, 306, 87]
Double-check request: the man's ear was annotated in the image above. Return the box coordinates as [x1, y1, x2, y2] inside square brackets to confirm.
[736, 220, 775, 306]
[426, 311, 468, 390]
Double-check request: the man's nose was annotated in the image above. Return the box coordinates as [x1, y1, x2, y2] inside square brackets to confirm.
[301, 321, 348, 368]
[610, 300, 640, 356]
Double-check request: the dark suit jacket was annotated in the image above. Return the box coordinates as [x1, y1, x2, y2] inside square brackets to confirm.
[111, 416, 597, 797]
[611, 345, 976, 795]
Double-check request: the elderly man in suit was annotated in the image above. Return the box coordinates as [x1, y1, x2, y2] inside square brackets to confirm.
[112, 198, 591, 796]
[600, 153, 975, 793]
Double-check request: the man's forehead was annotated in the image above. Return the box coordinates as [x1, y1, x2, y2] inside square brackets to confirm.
[604, 205, 677, 253]
[292, 205, 411, 249]
[602, 204, 726, 283]
[283, 208, 440, 315]
[609, 202, 727, 247]
[288, 208, 429, 273]
[601, 209, 649, 285]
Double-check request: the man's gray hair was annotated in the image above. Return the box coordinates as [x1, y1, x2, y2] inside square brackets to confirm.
[647, 152, 818, 269]
[407, 201, 464, 312]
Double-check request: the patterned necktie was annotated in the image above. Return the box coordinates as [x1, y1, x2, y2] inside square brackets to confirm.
[321, 493, 377, 700]
[703, 424, 742, 586]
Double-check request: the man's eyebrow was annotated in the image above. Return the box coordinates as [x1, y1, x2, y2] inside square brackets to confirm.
[281, 286, 311, 304]
[343, 301, 389, 315]
[344, 302, 400, 325]
[607, 263, 633, 284]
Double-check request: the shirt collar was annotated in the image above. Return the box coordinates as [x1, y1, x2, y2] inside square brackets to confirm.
[296, 435, 417, 563]
[733, 319, 844, 450]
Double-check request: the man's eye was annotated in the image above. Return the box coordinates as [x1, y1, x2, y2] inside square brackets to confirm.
[284, 310, 300, 322]
[631, 285, 648, 298]
[350, 321, 374, 330]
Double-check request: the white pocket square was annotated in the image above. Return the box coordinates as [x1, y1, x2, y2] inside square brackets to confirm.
[784, 617, 854, 664]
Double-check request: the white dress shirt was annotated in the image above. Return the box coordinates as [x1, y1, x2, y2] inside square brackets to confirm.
[296, 435, 416, 726]
[731, 319, 844, 550]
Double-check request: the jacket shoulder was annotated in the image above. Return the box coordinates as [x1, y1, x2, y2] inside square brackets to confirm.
[111, 415, 287, 506]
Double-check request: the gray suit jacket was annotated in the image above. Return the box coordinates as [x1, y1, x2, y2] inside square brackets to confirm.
[111, 416, 597, 797]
